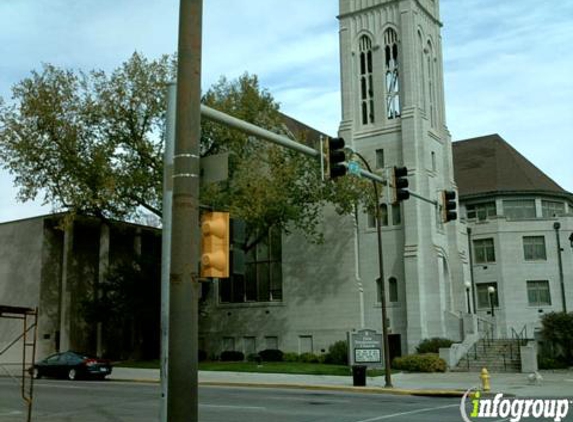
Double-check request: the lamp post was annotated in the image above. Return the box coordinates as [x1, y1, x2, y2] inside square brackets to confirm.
[487, 286, 496, 317]
[464, 281, 472, 314]
[553, 222, 567, 313]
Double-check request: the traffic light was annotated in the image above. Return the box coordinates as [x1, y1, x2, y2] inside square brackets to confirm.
[200, 212, 230, 278]
[391, 166, 410, 203]
[442, 190, 457, 223]
[323, 137, 347, 179]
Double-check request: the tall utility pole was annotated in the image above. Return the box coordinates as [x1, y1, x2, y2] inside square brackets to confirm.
[168, 0, 202, 421]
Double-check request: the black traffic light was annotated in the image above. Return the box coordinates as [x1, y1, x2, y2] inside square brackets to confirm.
[442, 190, 457, 222]
[326, 137, 347, 179]
[392, 166, 410, 203]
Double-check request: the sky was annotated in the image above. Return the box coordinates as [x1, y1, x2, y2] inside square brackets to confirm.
[0, 0, 571, 223]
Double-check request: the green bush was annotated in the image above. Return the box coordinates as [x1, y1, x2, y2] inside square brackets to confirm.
[392, 354, 446, 373]
[416, 338, 454, 354]
[324, 340, 348, 365]
[220, 351, 244, 362]
[246, 353, 262, 363]
[541, 312, 573, 363]
[298, 352, 320, 363]
[538, 356, 569, 370]
[259, 349, 284, 362]
[283, 352, 299, 362]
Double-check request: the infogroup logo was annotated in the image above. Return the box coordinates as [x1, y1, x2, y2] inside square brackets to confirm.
[460, 388, 570, 422]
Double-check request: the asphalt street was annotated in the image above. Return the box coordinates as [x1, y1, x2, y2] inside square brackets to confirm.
[1, 377, 572, 422]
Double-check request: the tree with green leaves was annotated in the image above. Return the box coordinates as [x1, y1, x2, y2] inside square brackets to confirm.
[540, 312, 573, 363]
[0, 52, 370, 248]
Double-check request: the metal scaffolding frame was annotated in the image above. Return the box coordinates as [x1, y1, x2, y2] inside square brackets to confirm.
[0, 305, 38, 422]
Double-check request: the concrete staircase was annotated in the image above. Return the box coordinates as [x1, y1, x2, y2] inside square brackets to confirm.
[452, 339, 522, 373]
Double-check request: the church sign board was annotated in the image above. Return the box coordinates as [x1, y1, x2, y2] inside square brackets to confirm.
[348, 329, 383, 368]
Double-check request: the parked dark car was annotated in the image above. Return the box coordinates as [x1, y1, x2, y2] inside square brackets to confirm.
[31, 351, 112, 380]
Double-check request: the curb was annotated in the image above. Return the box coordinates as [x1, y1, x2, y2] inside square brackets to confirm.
[109, 378, 466, 397]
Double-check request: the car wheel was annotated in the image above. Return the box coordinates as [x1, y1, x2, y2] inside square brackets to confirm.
[33, 368, 41, 379]
[68, 368, 77, 380]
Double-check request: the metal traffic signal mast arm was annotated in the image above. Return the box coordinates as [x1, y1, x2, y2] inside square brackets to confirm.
[201, 104, 445, 207]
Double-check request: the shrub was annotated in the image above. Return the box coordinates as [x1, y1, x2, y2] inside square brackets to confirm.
[541, 312, 573, 363]
[259, 349, 284, 362]
[538, 356, 569, 370]
[198, 350, 207, 362]
[416, 338, 454, 354]
[392, 354, 446, 372]
[220, 351, 244, 362]
[246, 353, 262, 363]
[298, 352, 320, 363]
[324, 340, 348, 365]
[283, 352, 299, 362]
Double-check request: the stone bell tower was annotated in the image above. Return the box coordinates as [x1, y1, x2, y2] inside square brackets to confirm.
[338, 0, 469, 352]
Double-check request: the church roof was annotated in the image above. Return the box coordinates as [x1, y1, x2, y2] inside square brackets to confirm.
[280, 113, 329, 148]
[452, 134, 570, 199]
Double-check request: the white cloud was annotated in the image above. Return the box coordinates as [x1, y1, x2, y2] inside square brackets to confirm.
[0, 0, 572, 222]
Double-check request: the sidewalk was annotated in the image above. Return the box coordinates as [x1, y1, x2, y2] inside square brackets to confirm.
[110, 368, 573, 398]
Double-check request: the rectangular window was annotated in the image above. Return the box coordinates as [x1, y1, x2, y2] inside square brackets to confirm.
[527, 280, 551, 306]
[222, 337, 235, 352]
[503, 199, 536, 219]
[392, 203, 401, 225]
[265, 336, 278, 350]
[541, 200, 565, 218]
[219, 227, 282, 303]
[466, 202, 497, 221]
[476, 283, 499, 309]
[473, 238, 495, 264]
[523, 236, 547, 261]
[299, 336, 313, 354]
[367, 205, 388, 228]
[243, 337, 256, 356]
[376, 149, 385, 169]
[388, 277, 398, 303]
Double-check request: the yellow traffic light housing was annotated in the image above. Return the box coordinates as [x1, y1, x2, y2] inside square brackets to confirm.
[200, 212, 230, 278]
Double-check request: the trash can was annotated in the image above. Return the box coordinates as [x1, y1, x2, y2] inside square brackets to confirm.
[352, 365, 367, 387]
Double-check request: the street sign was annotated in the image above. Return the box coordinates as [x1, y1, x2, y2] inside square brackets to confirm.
[348, 329, 383, 368]
[347, 161, 361, 176]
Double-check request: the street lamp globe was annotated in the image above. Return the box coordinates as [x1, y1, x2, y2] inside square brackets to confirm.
[464, 281, 471, 290]
[487, 286, 495, 295]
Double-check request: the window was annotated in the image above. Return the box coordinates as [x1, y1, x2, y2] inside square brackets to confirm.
[384, 28, 401, 119]
[542, 200, 565, 217]
[431, 151, 436, 172]
[388, 277, 398, 302]
[466, 202, 496, 221]
[523, 236, 547, 261]
[222, 337, 235, 352]
[367, 205, 388, 228]
[299, 336, 313, 354]
[243, 337, 256, 355]
[476, 283, 499, 309]
[503, 199, 536, 219]
[392, 203, 401, 225]
[265, 336, 278, 350]
[376, 149, 385, 169]
[359, 35, 375, 124]
[219, 227, 282, 303]
[426, 41, 437, 127]
[377, 277, 398, 303]
[473, 238, 495, 264]
[527, 280, 551, 306]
